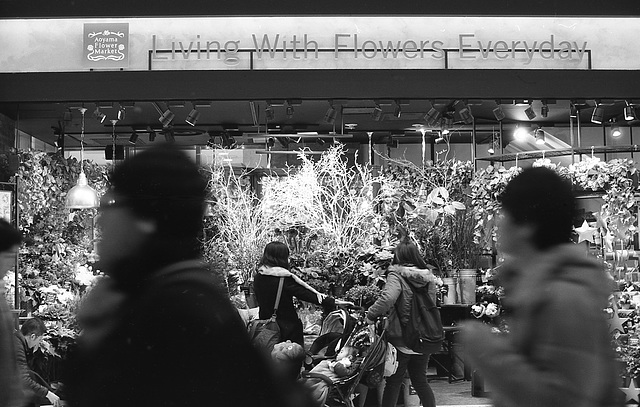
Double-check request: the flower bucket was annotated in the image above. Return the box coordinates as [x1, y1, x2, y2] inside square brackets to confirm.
[442, 277, 458, 305]
[458, 269, 477, 304]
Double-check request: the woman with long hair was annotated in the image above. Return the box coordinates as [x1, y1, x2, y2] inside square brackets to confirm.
[253, 241, 336, 347]
[366, 239, 438, 407]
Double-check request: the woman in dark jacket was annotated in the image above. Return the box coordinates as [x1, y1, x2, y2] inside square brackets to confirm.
[366, 240, 438, 407]
[253, 241, 336, 347]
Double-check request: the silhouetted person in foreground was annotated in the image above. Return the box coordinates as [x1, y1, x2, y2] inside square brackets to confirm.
[65, 145, 288, 407]
[461, 167, 621, 407]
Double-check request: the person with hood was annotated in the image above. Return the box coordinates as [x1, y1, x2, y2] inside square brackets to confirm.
[64, 145, 288, 407]
[461, 167, 621, 407]
[365, 239, 438, 407]
[253, 241, 338, 347]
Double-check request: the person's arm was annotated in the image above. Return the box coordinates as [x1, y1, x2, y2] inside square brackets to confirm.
[365, 272, 403, 323]
[284, 277, 333, 307]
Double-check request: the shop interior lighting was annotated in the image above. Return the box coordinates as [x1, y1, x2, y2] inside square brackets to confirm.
[625, 101, 637, 121]
[185, 103, 200, 126]
[265, 102, 275, 121]
[286, 101, 294, 118]
[394, 100, 402, 118]
[128, 131, 138, 144]
[372, 103, 383, 121]
[324, 102, 337, 124]
[93, 107, 106, 124]
[591, 102, 604, 125]
[266, 137, 275, 148]
[159, 109, 175, 127]
[541, 100, 549, 118]
[487, 146, 495, 155]
[493, 101, 505, 121]
[455, 100, 473, 124]
[611, 121, 622, 138]
[514, 124, 529, 141]
[117, 105, 126, 121]
[164, 129, 175, 143]
[534, 127, 545, 145]
[65, 107, 99, 209]
[424, 106, 442, 126]
[148, 127, 157, 142]
[524, 104, 536, 120]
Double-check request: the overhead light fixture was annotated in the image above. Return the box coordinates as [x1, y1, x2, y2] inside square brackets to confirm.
[591, 102, 604, 124]
[493, 101, 505, 121]
[66, 107, 99, 209]
[159, 108, 175, 127]
[625, 101, 637, 121]
[514, 124, 529, 141]
[487, 146, 495, 155]
[455, 100, 473, 124]
[535, 127, 545, 145]
[128, 131, 138, 144]
[164, 129, 175, 143]
[266, 137, 275, 148]
[286, 101, 294, 118]
[324, 102, 337, 124]
[541, 100, 549, 118]
[524, 104, 536, 120]
[424, 106, 442, 126]
[117, 105, 126, 121]
[394, 100, 402, 118]
[372, 103, 383, 121]
[93, 107, 106, 123]
[185, 104, 200, 126]
[611, 121, 622, 138]
[148, 127, 157, 142]
[514, 99, 530, 106]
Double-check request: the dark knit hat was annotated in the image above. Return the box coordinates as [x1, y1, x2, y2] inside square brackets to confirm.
[109, 145, 207, 237]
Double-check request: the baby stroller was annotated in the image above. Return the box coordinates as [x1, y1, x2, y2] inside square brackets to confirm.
[300, 315, 387, 407]
[307, 305, 360, 363]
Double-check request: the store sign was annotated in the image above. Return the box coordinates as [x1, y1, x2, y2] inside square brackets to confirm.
[0, 17, 638, 72]
[82, 23, 129, 68]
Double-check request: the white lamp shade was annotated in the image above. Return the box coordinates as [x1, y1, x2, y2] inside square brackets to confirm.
[65, 172, 99, 209]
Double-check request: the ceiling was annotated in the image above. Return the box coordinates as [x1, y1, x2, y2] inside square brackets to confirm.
[1, 98, 637, 153]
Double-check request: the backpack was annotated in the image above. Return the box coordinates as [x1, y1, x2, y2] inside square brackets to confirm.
[395, 274, 444, 354]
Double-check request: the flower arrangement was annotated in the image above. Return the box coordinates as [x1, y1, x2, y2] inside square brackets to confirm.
[470, 283, 508, 333]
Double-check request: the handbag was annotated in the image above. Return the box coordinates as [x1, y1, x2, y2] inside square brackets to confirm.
[383, 341, 398, 377]
[247, 277, 284, 352]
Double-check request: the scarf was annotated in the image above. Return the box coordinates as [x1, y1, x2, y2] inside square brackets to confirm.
[257, 266, 325, 304]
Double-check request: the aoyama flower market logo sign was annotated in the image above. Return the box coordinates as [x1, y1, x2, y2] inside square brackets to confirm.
[83, 23, 129, 68]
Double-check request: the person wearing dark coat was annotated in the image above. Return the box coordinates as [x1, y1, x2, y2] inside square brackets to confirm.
[253, 241, 336, 347]
[14, 318, 60, 407]
[64, 145, 289, 407]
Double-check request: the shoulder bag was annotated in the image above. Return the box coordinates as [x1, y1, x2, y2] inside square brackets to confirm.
[247, 277, 284, 352]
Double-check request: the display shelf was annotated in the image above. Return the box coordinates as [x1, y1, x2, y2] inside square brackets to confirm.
[476, 145, 640, 162]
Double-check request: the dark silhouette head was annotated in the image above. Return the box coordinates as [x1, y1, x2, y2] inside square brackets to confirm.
[393, 239, 428, 269]
[499, 166, 575, 250]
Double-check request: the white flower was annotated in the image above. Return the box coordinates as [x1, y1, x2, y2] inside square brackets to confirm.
[75, 265, 96, 287]
[485, 303, 500, 318]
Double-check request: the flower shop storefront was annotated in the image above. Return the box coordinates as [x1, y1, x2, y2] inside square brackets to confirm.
[2, 2, 640, 403]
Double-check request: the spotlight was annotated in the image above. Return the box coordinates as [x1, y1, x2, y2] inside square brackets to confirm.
[424, 107, 442, 126]
[625, 102, 637, 121]
[524, 104, 536, 120]
[372, 103, 383, 121]
[535, 128, 545, 145]
[286, 103, 294, 118]
[514, 125, 529, 141]
[324, 102, 337, 124]
[265, 103, 275, 121]
[93, 107, 106, 123]
[185, 108, 200, 126]
[611, 122, 622, 138]
[487, 147, 495, 155]
[266, 137, 275, 148]
[316, 137, 326, 146]
[591, 103, 604, 125]
[394, 101, 402, 118]
[148, 128, 156, 142]
[541, 100, 549, 118]
[159, 109, 175, 127]
[454, 100, 473, 124]
[493, 103, 505, 121]
[164, 130, 175, 143]
[117, 105, 126, 121]
[128, 131, 138, 144]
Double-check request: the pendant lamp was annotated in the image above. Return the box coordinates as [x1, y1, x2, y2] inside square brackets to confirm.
[66, 107, 100, 209]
